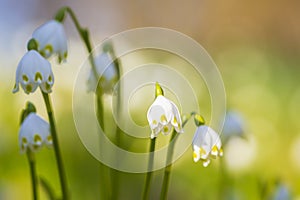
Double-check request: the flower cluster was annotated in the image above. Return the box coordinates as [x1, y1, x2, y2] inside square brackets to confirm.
[13, 19, 67, 95]
[146, 83, 223, 167]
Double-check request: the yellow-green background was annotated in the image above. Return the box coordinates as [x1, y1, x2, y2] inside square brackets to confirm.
[1, 0, 300, 199]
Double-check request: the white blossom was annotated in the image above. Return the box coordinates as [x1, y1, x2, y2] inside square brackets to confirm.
[19, 113, 52, 153]
[13, 50, 54, 94]
[147, 95, 183, 139]
[192, 125, 223, 167]
[87, 52, 117, 93]
[222, 111, 245, 144]
[32, 20, 68, 62]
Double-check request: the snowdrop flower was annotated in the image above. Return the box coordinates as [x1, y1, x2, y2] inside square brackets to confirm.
[192, 125, 223, 167]
[32, 20, 68, 62]
[222, 111, 245, 144]
[19, 113, 52, 153]
[147, 83, 183, 139]
[87, 52, 117, 93]
[13, 50, 54, 94]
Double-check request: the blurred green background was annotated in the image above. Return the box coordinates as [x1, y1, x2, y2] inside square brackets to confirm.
[1, 0, 300, 199]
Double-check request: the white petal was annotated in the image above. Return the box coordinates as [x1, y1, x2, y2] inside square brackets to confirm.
[147, 96, 173, 126]
[19, 113, 50, 152]
[32, 20, 67, 60]
[202, 159, 211, 167]
[193, 146, 201, 162]
[222, 111, 245, 142]
[14, 50, 54, 94]
[87, 53, 117, 93]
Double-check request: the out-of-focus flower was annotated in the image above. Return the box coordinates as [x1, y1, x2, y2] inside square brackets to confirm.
[32, 20, 68, 62]
[192, 125, 223, 167]
[19, 113, 52, 153]
[13, 50, 54, 94]
[147, 83, 183, 139]
[222, 111, 246, 144]
[273, 183, 292, 200]
[87, 52, 118, 93]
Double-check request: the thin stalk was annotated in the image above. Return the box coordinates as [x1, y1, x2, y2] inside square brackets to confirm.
[159, 113, 195, 200]
[41, 91, 69, 200]
[160, 131, 178, 200]
[142, 137, 156, 200]
[61, 6, 98, 80]
[109, 44, 122, 200]
[60, 7, 110, 199]
[27, 150, 38, 200]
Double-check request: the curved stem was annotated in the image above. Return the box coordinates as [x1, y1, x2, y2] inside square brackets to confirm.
[142, 138, 156, 200]
[60, 7, 98, 80]
[41, 91, 69, 200]
[27, 150, 38, 200]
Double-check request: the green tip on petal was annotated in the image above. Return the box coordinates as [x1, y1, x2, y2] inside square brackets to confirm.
[155, 82, 164, 97]
[27, 39, 38, 51]
[194, 114, 205, 127]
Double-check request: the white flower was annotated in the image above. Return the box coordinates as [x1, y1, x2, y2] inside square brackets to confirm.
[192, 125, 223, 167]
[19, 113, 52, 153]
[87, 52, 117, 93]
[32, 20, 68, 62]
[222, 111, 245, 144]
[147, 95, 183, 139]
[13, 50, 54, 94]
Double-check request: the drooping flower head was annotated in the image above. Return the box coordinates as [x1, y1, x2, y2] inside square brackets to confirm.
[87, 52, 118, 93]
[32, 20, 68, 62]
[19, 112, 52, 153]
[147, 83, 183, 139]
[192, 124, 223, 167]
[222, 111, 246, 144]
[13, 50, 54, 94]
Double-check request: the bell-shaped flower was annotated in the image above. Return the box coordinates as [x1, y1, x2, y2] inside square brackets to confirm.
[222, 111, 246, 144]
[32, 20, 68, 62]
[147, 95, 183, 139]
[13, 50, 54, 94]
[19, 113, 52, 153]
[87, 52, 118, 93]
[192, 125, 223, 167]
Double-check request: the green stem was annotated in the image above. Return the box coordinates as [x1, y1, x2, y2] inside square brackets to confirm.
[160, 131, 178, 200]
[60, 6, 98, 81]
[142, 137, 156, 200]
[61, 7, 112, 199]
[41, 91, 69, 200]
[27, 150, 38, 200]
[107, 43, 122, 200]
[159, 113, 195, 200]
